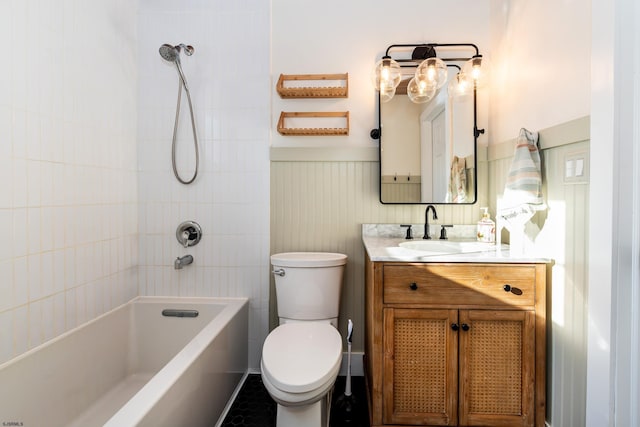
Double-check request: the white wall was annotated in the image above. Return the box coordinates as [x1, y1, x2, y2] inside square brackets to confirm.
[271, 0, 491, 148]
[0, 0, 139, 365]
[489, 0, 591, 143]
[136, 0, 270, 370]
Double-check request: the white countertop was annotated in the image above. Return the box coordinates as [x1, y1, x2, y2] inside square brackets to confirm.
[362, 224, 552, 264]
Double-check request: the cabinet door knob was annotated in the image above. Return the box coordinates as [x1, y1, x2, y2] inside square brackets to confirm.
[409, 282, 418, 290]
[461, 323, 470, 331]
[451, 323, 459, 331]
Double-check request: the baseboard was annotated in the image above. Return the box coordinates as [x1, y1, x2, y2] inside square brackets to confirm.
[339, 351, 364, 377]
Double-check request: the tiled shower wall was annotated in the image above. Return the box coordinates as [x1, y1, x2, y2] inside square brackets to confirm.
[0, 1, 138, 364]
[136, 0, 270, 370]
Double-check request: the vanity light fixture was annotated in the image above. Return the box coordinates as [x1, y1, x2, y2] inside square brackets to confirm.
[448, 70, 471, 97]
[415, 57, 448, 90]
[462, 54, 490, 87]
[371, 55, 402, 99]
[406, 76, 437, 104]
[371, 43, 488, 103]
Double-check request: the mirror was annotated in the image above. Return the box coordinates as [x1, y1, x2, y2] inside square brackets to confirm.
[374, 44, 482, 204]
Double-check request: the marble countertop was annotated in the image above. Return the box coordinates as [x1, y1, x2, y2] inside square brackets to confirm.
[362, 224, 552, 264]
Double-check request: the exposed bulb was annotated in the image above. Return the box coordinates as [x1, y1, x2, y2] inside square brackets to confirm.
[448, 71, 471, 97]
[415, 57, 447, 89]
[462, 55, 490, 87]
[407, 77, 436, 103]
[372, 56, 402, 91]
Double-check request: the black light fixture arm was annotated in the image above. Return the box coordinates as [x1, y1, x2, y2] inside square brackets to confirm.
[384, 43, 480, 64]
[473, 84, 486, 139]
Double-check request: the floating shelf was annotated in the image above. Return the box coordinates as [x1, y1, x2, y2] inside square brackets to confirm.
[276, 73, 348, 98]
[277, 111, 350, 136]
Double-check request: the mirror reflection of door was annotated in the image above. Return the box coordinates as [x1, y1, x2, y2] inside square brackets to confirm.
[420, 106, 448, 202]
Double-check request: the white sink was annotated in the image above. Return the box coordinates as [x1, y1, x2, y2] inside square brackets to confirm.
[398, 240, 493, 255]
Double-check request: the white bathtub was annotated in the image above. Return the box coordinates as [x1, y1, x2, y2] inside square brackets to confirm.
[0, 296, 248, 427]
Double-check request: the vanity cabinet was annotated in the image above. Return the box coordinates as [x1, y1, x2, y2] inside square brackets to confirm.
[365, 258, 547, 427]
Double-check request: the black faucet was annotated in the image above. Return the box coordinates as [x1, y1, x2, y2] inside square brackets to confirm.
[423, 205, 438, 239]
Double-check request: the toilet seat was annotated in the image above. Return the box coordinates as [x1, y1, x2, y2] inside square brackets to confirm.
[262, 322, 342, 394]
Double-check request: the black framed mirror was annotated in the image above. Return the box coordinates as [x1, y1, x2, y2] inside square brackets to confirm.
[371, 43, 485, 204]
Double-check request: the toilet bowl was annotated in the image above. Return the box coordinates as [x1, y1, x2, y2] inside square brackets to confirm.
[261, 252, 347, 427]
[262, 322, 342, 403]
[262, 322, 342, 427]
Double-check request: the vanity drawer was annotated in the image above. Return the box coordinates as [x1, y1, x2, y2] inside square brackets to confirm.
[383, 263, 536, 307]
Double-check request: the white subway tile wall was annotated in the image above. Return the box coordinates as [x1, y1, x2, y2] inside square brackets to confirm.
[0, 1, 139, 363]
[137, 0, 270, 370]
[2, 0, 270, 369]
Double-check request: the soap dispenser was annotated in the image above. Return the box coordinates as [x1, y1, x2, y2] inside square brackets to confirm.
[477, 207, 496, 243]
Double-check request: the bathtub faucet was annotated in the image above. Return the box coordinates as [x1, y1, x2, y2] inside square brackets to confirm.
[174, 254, 194, 270]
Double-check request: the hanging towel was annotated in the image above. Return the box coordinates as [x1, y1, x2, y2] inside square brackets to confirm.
[447, 156, 467, 203]
[501, 128, 545, 212]
[497, 128, 546, 254]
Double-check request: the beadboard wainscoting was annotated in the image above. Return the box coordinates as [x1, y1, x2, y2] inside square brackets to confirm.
[270, 148, 489, 352]
[489, 116, 590, 427]
[270, 116, 589, 427]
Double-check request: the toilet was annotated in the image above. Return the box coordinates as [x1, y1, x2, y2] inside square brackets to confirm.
[261, 252, 348, 427]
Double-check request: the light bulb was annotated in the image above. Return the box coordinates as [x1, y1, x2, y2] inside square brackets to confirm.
[407, 77, 436, 104]
[448, 71, 471, 97]
[462, 55, 490, 87]
[415, 57, 447, 89]
[371, 56, 402, 91]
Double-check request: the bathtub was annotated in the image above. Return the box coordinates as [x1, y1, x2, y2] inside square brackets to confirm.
[0, 296, 248, 427]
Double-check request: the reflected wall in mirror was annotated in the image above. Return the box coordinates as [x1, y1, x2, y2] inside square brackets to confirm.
[373, 43, 486, 204]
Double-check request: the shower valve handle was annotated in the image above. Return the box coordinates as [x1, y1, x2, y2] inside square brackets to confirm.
[176, 221, 202, 248]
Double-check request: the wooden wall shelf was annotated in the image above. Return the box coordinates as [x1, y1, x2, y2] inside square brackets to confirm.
[277, 111, 350, 136]
[276, 73, 348, 98]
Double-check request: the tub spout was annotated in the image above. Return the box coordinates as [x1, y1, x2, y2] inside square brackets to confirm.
[174, 254, 194, 270]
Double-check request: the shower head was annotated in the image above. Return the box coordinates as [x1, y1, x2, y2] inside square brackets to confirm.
[159, 44, 180, 62]
[159, 44, 194, 62]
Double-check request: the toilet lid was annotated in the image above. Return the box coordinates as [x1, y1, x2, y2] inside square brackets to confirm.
[271, 252, 347, 268]
[262, 323, 342, 393]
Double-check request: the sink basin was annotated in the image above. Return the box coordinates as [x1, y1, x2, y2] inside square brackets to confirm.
[398, 240, 493, 255]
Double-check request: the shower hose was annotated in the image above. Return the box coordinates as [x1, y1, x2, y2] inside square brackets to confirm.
[171, 72, 199, 184]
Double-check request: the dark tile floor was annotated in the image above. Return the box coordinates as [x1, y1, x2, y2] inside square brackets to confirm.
[220, 374, 369, 427]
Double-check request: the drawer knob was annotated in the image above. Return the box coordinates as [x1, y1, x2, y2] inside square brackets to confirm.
[451, 323, 459, 331]
[503, 284, 523, 295]
[461, 323, 470, 331]
[409, 282, 418, 291]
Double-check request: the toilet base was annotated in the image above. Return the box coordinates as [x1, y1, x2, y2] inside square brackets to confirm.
[276, 392, 331, 427]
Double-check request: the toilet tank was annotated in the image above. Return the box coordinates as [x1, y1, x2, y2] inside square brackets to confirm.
[271, 252, 347, 325]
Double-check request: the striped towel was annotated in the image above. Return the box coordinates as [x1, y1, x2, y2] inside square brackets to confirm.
[448, 156, 467, 203]
[501, 128, 545, 212]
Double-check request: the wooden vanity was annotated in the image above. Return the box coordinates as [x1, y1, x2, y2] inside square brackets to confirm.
[364, 255, 548, 427]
